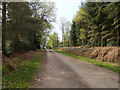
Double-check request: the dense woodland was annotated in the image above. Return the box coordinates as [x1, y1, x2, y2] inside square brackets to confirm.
[1, 2, 120, 55]
[1, 2, 119, 88]
[1, 2, 55, 55]
[48, 2, 120, 48]
[70, 2, 120, 47]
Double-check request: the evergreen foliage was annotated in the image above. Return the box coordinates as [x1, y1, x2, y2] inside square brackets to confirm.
[70, 2, 120, 47]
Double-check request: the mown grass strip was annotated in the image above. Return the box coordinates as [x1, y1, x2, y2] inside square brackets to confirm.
[2, 50, 45, 88]
[53, 49, 120, 73]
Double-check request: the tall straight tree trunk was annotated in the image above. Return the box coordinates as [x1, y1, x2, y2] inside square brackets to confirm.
[2, 2, 6, 54]
[61, 23, 64, 46]
[101, 29, 104, 47]
[117, 16, 120, 47]
[32, 34, 34, 50]
[116, 5, 120, 47]
[68, 38, 69, 47]
[104, 38, 107, 47]
[14, 3, 19, 51]
[57, 36, 58, 46]
[117, 26, 120, 47]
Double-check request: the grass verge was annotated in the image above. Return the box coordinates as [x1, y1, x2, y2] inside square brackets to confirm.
[53, 49, 120, 73]
[2, 50, 45, 88]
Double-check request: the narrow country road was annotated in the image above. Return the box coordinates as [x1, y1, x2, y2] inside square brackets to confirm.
[32, 49, 118, 88]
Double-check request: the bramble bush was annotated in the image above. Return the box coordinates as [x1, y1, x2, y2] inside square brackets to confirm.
[60, 47, 119, 64]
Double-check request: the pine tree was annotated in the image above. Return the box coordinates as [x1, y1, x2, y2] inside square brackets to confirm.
[70, 20, 77, 46]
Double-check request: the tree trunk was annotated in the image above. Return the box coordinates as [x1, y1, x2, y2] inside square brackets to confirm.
[14, 3, 19, 51]
[117, 11, 120, 47]
[57, 36, 58, 46]
[101, 29, 104, 47]
[82, 40, 84, 46]
[104, 38, 107, 47]
[32, 34, 35, 50]
[2, 2, 6, 54]
[117, 26, 120, 47]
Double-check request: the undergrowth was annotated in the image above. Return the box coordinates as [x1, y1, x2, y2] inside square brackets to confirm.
[2, 50, 45, 88]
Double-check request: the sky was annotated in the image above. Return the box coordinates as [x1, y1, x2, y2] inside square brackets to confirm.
[51, 0, 81, 41]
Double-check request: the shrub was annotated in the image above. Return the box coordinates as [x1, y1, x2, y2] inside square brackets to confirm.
[59, 47, 119, 64]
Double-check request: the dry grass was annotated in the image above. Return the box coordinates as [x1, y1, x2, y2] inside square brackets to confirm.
[2, 50, 42, 75]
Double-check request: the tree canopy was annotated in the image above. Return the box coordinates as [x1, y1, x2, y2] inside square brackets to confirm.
[70, 2, 120, 47]
[2, 2, 55, 55]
